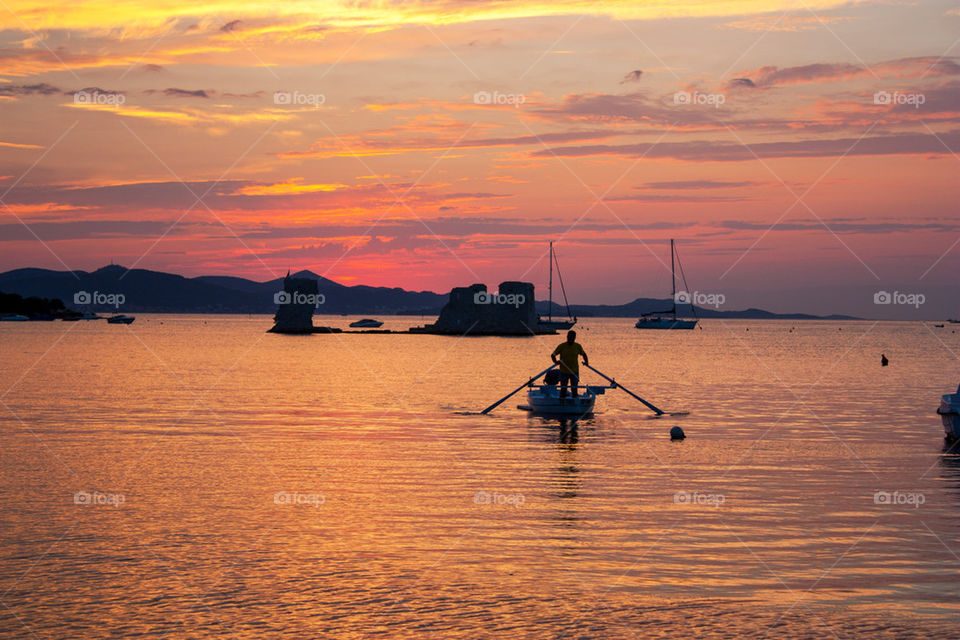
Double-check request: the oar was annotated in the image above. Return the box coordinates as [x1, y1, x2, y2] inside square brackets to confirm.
[584, 364, 664, 415]
[481, 364, 558, 414]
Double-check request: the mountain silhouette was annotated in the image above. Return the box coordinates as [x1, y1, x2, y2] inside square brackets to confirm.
[0, 265, 445, 314]
[0, 265, 858, 319]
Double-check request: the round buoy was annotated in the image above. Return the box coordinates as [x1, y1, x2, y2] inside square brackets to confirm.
[670, 426, 685, 440]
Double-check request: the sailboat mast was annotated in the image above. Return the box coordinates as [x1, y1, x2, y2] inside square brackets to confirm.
[670, 239, 676, 318]
[548, 241, 554, 322]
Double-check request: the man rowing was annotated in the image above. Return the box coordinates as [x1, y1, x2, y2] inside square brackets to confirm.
[551, 330, 588, 399]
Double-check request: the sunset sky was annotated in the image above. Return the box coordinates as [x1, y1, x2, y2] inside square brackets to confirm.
[1, 0, 958, 316]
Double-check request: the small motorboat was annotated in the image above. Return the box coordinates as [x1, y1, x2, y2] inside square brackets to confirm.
[934, 323, 946, 328]
[0, 314, 30, 321]
[349, 318, 383, 328]
[107, 315, 135, 324]
[635, 316, 698, 330]
[938, 383, 960, 440]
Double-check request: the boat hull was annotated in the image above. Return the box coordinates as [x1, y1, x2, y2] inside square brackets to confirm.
[635, 317, 698, 330]
[521, 386, 596, 416]
[349, 320, 383, 328]
[538, 319, 576, 331]
[939, 394, 960, 440]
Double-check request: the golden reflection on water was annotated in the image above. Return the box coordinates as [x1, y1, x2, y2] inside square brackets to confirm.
[1, 316, 959, 637]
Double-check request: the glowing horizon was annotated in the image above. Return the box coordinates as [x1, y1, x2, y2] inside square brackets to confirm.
[2, 0, 959, 317]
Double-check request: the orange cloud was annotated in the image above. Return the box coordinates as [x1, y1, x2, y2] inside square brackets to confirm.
[237, 179, 347, 195]
[0, 141, 44, 150]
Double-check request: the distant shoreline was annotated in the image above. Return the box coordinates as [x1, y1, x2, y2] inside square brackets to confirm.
[3, 263, 936, 322]
[40, 311, 919, 322]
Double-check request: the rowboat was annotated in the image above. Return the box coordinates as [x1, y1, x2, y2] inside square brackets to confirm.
[937, 383, 960, 440]
[518, 383, 608, 416]
[482, 364, 665, 417]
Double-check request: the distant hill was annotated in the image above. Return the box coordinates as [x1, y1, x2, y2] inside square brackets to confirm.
[0, 291, 67, 317]
[0, 265, 858, 319]
[0, 265, 446, 314]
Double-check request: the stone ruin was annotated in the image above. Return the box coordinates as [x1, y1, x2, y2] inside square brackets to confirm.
[411, 281, 553, 335]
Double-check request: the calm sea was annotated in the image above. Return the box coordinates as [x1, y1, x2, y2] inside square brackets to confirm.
[1, 316, 959, 638]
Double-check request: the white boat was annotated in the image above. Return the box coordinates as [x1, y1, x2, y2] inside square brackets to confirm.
[538, 241, 576, 331]
[937, 383, 960, 440]
[349, 318, 383, 328]
[482, 363, 665, 417]
[519, 384, 606, 416]
[0, 314, 30, 321]
[636, 239, 698, 330]
[107, 315, 135, 324]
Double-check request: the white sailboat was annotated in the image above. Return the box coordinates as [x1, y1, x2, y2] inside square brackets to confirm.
[635, 239, 698, 330]
[538, 241, 577, 331]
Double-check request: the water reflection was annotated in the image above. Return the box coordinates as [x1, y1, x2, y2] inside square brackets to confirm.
[557, 418, 580, 445]
[938, 440, 960, 498]
[526, 416, 585, 501]
[527, 415, 594, 445]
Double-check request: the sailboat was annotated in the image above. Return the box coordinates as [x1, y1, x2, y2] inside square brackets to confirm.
[538, 241, 577, 331]
[635, 239, 698, 330]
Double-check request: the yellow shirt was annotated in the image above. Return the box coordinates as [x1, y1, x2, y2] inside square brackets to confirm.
[552, 341, 586, 375]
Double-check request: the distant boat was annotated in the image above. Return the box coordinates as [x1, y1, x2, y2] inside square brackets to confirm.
[538, 241, 577, 331]
[948, 319, 960, 324]
[107, 315, 135, 324]
[934, 323, 945, 328]
[63, 312, 103, 321]
[636, 239, 698, 330]
[0, 314, 30, 321]
[349, 318, 383, 328]
[937, 383, 960, 440]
